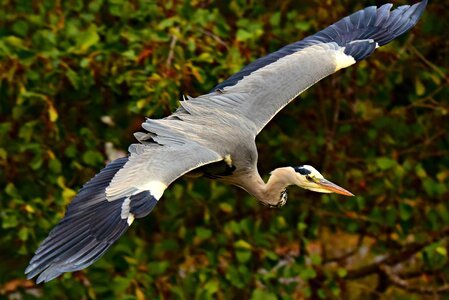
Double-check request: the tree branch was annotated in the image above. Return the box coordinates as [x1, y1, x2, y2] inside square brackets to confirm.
[166, 32, 178, 69]
[380, 264, 449, 295]
[323, 234, 364, 264]
[345, 227, 449, 280]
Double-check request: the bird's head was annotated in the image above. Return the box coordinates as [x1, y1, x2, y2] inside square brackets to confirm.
[293, 165, 354, 196]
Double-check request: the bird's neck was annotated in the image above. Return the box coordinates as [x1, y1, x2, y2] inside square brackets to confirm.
[244, 167, 297, 206]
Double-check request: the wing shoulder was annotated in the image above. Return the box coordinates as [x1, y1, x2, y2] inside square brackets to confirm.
[106, 134, 223, 202]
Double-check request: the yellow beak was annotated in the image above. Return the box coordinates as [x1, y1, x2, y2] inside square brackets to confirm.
[316, 178, 354, 196]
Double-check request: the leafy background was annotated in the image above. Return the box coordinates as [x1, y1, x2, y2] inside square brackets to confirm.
[1, 0, 448, 299]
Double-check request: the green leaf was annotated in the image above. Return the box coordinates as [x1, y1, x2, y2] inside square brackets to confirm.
[49, 158, 62, 173]
[48, 102, 58, 122]
[219, 202, 233, 213]
[236, 29, 253, 41]
[297, 222, 307, 231]
[62, 188, 77, 201]
[5, 183, 20, 198]
[299, 268, 317, 280]
[0, 148, 7, 160]
[436, 246, 447, 257]
[18, 227, 29, 241]
[311, 254, 322, 265]
[399, 203, 413, 221]
[12, 20, 29, 37]
[423, 178, 447, 197]
[82, 150, 104, 166]
[203, 279, 219, 295]
[196, 227, 212, 239]
[65, 67, 80, 90]
[269, 12, 281, 26]
[76, 26, 100, 51]
[415, 78, 426, 96]
[295, 21, 311, 31]
[4, 36, 24, 48]
[30, 154, 43, 170]
[18, 121, 37, 142]
[148, 261, 170, 275]
[337, 268, 348, 278]
[376, 157, 396, 170]
[2, 213, 18, 229]
[234, 239, 252, 250]
[251, 289, 278, 300]
[236, 249, 251, 263]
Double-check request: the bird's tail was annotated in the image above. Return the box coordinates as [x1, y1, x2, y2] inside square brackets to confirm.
[25, 157, 158, 283]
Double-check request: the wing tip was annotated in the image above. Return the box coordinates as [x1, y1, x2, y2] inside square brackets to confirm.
[341, 0, 427, 61]
[25, 220, 129, 283]
[25, 192, 160, 283]
[25, 262, 61, 284]
[24, 157, 133, 283]
[213, 1, 427, 90]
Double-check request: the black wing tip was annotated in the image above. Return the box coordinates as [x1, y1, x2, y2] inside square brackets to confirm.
[213, 1, 427, 90]
[25, 181, 160, 283]
[342, 0, 427, 61]
[24, 157, 133, 283]
[378, 0, 427, 45]
[25, 267, 61, 284]
[25, 210, 130, 283]
[415, 0, 428, 15]
[25, 260, 60, 284]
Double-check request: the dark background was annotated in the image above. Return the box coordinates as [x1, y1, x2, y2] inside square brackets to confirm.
[1, 0, 448, 299]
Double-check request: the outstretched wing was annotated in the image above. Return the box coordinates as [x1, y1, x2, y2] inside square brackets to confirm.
[25, 140, 222, 283]
[189, 1, 427, 134]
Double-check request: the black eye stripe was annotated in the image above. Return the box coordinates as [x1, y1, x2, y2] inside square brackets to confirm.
[294, 166, 311, 175]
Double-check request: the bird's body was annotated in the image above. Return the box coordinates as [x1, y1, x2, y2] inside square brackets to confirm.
[26, 1, 427, 283]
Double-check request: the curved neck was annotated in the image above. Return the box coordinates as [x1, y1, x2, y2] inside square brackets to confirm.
[239, 167, 298, 206]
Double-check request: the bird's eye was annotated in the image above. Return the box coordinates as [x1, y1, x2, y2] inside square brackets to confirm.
[305, 175, 314, 182]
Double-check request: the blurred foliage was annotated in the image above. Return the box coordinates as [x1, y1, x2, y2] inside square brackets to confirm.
[1, 0, 448, 299]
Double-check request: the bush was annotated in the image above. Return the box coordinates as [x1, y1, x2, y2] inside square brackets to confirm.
[1, 0, 448, 299]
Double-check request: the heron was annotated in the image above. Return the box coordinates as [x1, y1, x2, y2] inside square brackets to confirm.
[26, 1, 427, 283]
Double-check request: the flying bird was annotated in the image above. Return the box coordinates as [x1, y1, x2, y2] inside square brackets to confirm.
[26, 1, 427, 283]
